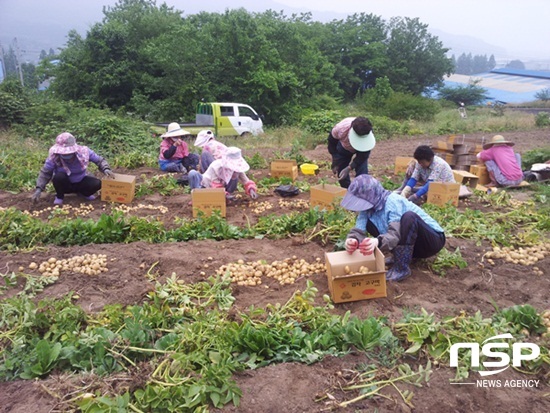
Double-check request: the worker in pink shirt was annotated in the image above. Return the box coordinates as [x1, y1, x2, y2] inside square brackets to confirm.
[477, 135, 523, 187]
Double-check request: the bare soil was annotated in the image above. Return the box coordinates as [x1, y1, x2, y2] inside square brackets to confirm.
[0, 131, 549, 413]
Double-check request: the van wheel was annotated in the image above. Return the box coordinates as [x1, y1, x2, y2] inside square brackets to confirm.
[240, 132, 252, 138]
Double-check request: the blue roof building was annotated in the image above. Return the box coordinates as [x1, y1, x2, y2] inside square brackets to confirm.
[444, 69, 550, 103]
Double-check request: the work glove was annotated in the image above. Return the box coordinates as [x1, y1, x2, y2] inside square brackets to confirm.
[338, 166, 352, 180]
[401, 186, 412, 198]
[249, 189, 258, 200]
[359, 238, 379, 256]
[104, 169, 114, 178]
[31, 188, 42, 203]
[345, 238, 358, 254]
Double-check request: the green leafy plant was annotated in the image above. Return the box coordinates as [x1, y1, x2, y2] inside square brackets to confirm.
[493, 304, 546, 335]
[429, 247, 468, 276]
[20, 339, 62, 378]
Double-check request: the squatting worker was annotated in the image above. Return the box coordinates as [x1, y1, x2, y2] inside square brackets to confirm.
[400, 145, 455, 205]
[341, 175, 446, 282]
[188, 147, 258, 202]
[327, 116, 376, 188]
[31, 132, 114, 206]
[476, 135, 523, 187]
[193, 129, 228, 172]
[159, 122, 199, 173]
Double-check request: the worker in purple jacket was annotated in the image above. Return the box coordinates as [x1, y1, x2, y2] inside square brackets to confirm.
[31, 132, 113, 206]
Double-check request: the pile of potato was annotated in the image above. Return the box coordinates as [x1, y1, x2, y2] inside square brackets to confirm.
[542, 310, 550, 338]
[113, 203, 168, 214]
[29, 253, 108, 277]
[344, 265, 374, 275]
[215, 256, 325, 286]
[25, 203, 95, 217]
[483, 243, 549, 275]
[278, 199, 309, 209]
[252, 201, 274, 214]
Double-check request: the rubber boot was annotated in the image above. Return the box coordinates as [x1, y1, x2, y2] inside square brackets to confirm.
[386, 245, 413, 281]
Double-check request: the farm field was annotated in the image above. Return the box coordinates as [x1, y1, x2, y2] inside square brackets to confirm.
[0, 130, 549, 412]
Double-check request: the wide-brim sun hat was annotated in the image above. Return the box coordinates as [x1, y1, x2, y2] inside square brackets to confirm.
[222, 147, 250, 173]
[340, 175, 374, 212]
[483, 135, 515, 150]
[162, 122, 191, 138]
[194, 129, 214, 147]
[349, 129, 376, 152]
[50, 132, 79, 155]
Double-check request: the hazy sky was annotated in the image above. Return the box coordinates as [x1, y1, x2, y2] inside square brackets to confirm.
[1, 0, 549, 61]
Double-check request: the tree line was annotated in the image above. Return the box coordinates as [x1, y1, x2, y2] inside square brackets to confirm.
[15, 0, 452, 125]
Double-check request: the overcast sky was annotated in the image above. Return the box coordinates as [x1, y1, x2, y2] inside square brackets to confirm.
[1, 0, 549, 62]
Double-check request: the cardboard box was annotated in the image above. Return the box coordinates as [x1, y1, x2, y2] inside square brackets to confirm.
[453, 170, 479, 189]
[432, 140, 454, 151]
[192, 188, 226, 217]
[469, 165, 490, 185]
[325, 249, 387, 303]
[310, 184, 346, 210]
[433, 150, 455, 165]
[270, 160, 298, 181]
[455, 154, 479, 166]
[394, 157, 416, 175]
[427, 182, 460, 206]
[101, 173, 136, 203]
[447, 135, 487, 147]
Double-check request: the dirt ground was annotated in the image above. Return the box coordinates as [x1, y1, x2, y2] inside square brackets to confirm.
[0, 131, 549, 412]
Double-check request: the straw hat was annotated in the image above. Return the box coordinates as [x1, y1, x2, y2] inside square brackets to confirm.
[50, 133, 79, 155]
[194, 129, 214, 147]
[161, 122, 191, 138]
[222, 147, 249, 173]
[483, 135, 515, 150]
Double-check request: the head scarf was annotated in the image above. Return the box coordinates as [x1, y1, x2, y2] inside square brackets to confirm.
[48, 133, 90, 175]
[340, 175, 390, 212]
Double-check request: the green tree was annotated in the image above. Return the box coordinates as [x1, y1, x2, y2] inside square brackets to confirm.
[535, 88, 550, 101]
[319, 13, 387, 100]
[383, 17, 453, 94]
[437, 79, 488, 106]
[505, 59, 525, 70]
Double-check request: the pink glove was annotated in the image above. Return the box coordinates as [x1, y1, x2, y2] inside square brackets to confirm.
[359, 238, 379, 255]
[244, 181, 257, 196]
[345, 238, 358, 254]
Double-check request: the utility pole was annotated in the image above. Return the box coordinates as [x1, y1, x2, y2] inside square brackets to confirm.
[13, 37, 24, 86]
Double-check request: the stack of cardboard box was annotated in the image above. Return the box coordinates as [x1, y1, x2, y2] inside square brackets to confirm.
[432, 135, 487, 171]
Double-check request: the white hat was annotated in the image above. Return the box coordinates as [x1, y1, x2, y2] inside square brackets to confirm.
[222, 147, 249, 173]
[349, 129, 376, 152]
[194, 129, 214, 147]
[161, 122, 190, 138]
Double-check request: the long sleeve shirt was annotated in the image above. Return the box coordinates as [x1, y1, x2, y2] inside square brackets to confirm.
[159, 138, 189, 161]
[36, 148, 110, 190]
[354, 193, 444, 253]
[478, 145, 523, 181]
[406, 156, 455, 197]
[201, 159, 251, 188]
[203, 140, 228, 160]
